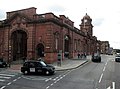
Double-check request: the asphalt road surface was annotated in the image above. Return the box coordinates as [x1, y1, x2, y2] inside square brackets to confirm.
[0, 55, 119, 89]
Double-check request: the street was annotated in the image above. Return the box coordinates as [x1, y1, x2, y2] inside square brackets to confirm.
[0, 55, 119, 89]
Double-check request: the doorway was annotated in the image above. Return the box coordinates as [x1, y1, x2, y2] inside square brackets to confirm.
[11, 30, 27, 61]
[64, 35, 70, 57]
[36, 43, 44, 57]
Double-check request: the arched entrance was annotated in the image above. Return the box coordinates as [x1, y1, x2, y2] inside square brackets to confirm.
[36, 43, 44, 57]
[64, 35, 70, 58]
[11, 30, 27, 61]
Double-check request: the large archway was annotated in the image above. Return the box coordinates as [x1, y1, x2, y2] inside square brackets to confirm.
[36, 43, 45, 57]
[11, 30, 27, 61]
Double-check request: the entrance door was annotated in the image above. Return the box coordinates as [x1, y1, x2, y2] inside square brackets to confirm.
[11, 30, 27, 61]
[64, 35, 70, 57]
[36, 43, 44, 57]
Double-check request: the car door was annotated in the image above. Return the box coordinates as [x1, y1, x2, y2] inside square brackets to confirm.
[29, 62, 36, 73]
[36, 62, 42, 73]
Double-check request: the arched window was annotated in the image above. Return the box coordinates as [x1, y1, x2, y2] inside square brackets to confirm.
[55, 38, 58, 50]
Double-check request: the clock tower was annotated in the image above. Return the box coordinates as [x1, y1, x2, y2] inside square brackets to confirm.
[80, 13, 93, 36]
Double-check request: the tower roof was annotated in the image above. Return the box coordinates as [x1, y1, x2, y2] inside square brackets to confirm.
[83, 13, 91, 19]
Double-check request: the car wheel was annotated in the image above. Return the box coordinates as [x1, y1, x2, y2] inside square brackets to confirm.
[24, 71, 28, 75]
[45, 71, 50, 75]
[3, 65, 5, 67]
[3, 64, 7, 68]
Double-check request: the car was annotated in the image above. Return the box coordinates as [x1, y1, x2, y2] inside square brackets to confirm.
[91, 53, 101, 62]
[21, 60, 55, 75]
[0, 58, 7, 68]
[115, 55, 120, 62]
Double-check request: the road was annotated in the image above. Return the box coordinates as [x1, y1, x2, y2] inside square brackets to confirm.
[0, 55, 119, 89]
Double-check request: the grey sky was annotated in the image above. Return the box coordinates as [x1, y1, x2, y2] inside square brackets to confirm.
[0, 0, 120, 49]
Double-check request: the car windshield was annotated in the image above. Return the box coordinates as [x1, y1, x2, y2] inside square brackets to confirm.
[40, 61, 47, 66]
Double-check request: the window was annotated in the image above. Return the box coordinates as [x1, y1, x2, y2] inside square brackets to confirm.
[29, 62, 35, 67]
[55, 38, 58, 50]
[74, 40, 77, 51]
[40, 61, 46, 66]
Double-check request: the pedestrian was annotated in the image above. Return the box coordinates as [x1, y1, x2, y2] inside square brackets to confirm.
[57, 53, 61, 66]
[84, 53, 86, 59]
[22, 57, 26, 62]
[78, 53, 80, 59]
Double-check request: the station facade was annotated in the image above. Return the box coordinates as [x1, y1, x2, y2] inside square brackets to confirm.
[0, 7, 99, 63]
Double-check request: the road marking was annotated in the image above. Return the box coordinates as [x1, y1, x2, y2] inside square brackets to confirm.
[0, 74, 15, 77]
[0, 79, 5, 82]
[17, 77, 21, 79]
[13, 79, 17, 82]
[45, 78, 52, 82]
[107, 86, 111, 89]
[112, 82, 115, 89]
[0, 76, 11, 79]
[107, 82, 115, 89]
[46, 70, 72, 89]
[103, 66, 106, 71]
[50, 83, 53, 86]
[7, 82, 12, 85]
[105, 62, 108, 66]
[46, 86, 50, 89]
[54, 81, 57, 83]
[22, 75, 47, 81]
[53, 77, 59, 81]
[99, 73, 103, 83]
[0, 86, 6, 89]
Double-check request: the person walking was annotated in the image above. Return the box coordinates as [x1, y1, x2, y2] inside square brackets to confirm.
[57, 53, 61, 66]
[78, 53, 80, 59]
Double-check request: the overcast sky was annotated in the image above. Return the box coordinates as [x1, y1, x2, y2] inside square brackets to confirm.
[0, 0, 120, 49]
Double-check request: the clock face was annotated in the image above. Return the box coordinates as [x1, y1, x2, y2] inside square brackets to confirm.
[84, 19, 87, 23]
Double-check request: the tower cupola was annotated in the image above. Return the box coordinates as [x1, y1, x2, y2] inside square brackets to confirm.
[80, 13, 93, 36]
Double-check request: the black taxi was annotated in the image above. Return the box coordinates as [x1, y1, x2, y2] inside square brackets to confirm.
[21, 60, 55, 75]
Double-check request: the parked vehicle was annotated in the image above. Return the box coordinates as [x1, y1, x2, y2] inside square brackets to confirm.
[115, 55, 120, 62]
[21, 60, 55, 75]
[91, 53, 101, 62]
[0, 58, 7, 68]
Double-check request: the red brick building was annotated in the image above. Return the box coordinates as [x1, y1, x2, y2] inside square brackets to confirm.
[100, 41, 110, 54]
[0, 7, 98, 63]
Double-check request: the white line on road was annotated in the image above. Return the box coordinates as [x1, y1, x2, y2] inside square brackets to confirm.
[45, 78, 52, 82]
[0, 79, 5, 82]
[105, 62, 108, 66]
[99, 73, 103, 83]
[0, 76, 11, 79]
[0, 74, 15, 77]
[46, 86, 50, 89]
[7, 82, 12, 85]
[53, 77, 59, 81]
[103, 66, 106, 71]
[50, 83, 53, 86]
[107, 82, 115, 89]
[112, 82, 115, 89]
[0, 86, 6, 89]
[17, 77, 21, 79]
[13, 79, 17, 82]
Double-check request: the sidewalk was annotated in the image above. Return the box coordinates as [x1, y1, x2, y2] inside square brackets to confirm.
[7, 55, 91, 73]
[52, 55, 91, 71]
